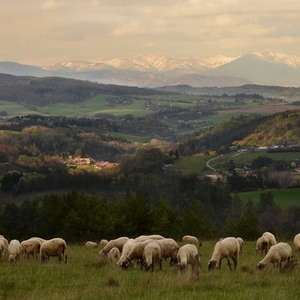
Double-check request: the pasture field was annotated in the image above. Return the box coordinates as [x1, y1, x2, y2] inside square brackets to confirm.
[174, 155, 208, 174]
[237, 188, 300, 209]
[1, 240, 300, 299]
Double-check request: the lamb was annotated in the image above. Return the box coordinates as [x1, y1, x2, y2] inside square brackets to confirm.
[176, 244, 201, 272]
[108, 247, 120, 264]
[208, 237, 240, 271]
[157, 238, 180, 266]
[21, 237, 42, 259]
[236, 237, 244, 253]
[182, 235, 202, 248]
[8, 239, 23, 263]
[116, 239, 137, 268]
[99, 239, 109, 248]
[40, 238, 67, 263]
[293, 233, 300, 253]
[99, 237, 129, 258]
[143, 240, 162, 272]
[262, 232, 277, 247]
[85, 241, 98, 248]
[257, 242, 292, 269]
[255, 236, 269, 255]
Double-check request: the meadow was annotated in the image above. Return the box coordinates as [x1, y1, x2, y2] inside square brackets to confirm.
[1, 239, 300, 300]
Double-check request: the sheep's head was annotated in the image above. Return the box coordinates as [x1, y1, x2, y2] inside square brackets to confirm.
[121, 258, 132, 270]
[257, 262, 266, 270]
[8, 254, 16, 264]
[177, 262, 187, 272]
[208, 260, 217, 272]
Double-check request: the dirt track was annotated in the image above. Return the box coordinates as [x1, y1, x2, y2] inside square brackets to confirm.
[218, 105, 300, 114]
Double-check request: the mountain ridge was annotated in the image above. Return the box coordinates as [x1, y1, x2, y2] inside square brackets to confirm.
[1, 51, 300, 87]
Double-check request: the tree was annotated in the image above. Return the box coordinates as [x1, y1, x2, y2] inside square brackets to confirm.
[151, 194, 182, 240]
[237, 209, 261, 240]
[182, 200, 213, 239]
[120, 190, 152, 237]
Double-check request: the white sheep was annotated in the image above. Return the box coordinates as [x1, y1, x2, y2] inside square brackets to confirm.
[182, 235, 202, 248]
[0, 236, 8, 255]
[99, 239, 109, 248]
[262, 232, 277, 247]
[99, 237, 129, 258]
[85, 241, 98, 248]
[8, 239, 23, 263]
[122, 239, 154, 269]
[143, 240, 162, 272]
[135, 235, 165, 242]
[0, 239, 5, 258]
[21, 237, 42, 259]
[108, 247, 120, 264]
[157, 238, 180, 266]
[116, 239, 137, 268]
[177, 243, 200, 272]
[208, 237, 240, 271]
[255, 236, 269, 255]
[236, 237, 244, 253]
[293, 233, 300, 253]
[40, 238, 67, 263]
[257, 242, 292, 269]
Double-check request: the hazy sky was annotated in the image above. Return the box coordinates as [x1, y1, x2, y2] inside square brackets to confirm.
[1, 0, 299, 66]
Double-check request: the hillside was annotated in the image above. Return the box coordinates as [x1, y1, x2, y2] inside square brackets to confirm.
[178, 110, 300, 155]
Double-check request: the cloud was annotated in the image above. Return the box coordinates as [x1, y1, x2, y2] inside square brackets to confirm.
[41, 0, 64, 11]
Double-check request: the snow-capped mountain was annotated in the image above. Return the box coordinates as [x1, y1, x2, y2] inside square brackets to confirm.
[1, 51, 300, 87]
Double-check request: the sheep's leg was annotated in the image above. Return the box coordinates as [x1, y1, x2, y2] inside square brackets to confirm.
[227, 258, 232, 270]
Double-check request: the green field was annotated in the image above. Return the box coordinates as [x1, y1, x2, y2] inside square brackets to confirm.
[237, 188, 300, 209]
[1, 239, 299, 299]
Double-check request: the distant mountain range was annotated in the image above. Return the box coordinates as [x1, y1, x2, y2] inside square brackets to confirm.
[1, 51, 300, 88]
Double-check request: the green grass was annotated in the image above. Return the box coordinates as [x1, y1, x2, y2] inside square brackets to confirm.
[174, 155, 209, 174]
[1, 240, 300, 299]
[237, 188, 300, 209]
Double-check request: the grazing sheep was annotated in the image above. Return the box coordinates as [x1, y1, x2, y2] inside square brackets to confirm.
[0, 239, 5, 258]
[293, 233, 300, 254]
[208, 237, 240, 271]
[0, 236, 8, 255]
[40, 238, 67, 263]
[158, 238, 180, 266]
[236, 237, 244, 253]
[21, 238, 41, 259]
[85, 241, 98, 248]
[177, 244, 200, 272]
[262, 232, 277, 247]
[116, 239, 137, 268]
[257, 242, 292, 270]
[30, 237, 46, 244]
[122, 239, 154, 269]
[143, 241, 162, 272]
[99, 237, 129, 258]
[108, 247, 120, 264]
[8, 239, 23, 263]
[255, 236, 269, 255]
[135, 235, 165, 242]
[99, 239, 109, 248]
[182, 235, 202, 248]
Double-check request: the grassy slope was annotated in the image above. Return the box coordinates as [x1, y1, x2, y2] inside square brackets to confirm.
[1, 241, 299, 299]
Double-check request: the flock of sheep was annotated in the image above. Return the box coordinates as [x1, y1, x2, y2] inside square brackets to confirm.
[0, 235, 67, 264]
[1, 231, 299, 273]
[89, 232, 300, 273]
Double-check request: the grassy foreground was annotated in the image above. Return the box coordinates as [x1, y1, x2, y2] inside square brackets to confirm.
[1, 240, 300, 300]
